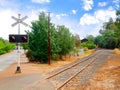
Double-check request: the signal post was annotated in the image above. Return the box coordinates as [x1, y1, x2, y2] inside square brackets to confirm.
[10, 14, 28, 73]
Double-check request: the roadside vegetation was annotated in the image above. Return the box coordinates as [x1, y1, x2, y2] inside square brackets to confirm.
[0, 37, 15, 55]
[22, 10, 120, 63]
[25, 12, 76, 63]
[94, 10, 120, 49]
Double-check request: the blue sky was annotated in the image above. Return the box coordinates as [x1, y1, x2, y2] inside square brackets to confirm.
[0, 0, 120, 39]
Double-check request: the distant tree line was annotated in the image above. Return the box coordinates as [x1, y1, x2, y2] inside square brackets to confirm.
[94, 10, 120, 49]
[0, 38, 15, 55]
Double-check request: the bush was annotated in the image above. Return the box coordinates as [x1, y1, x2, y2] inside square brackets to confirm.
[0, 38, 15, 55]
[26, 50, 36, 62]
[84, 47, 88, 51]
[4, 44, 16, 52]
[26, 50, 48, 63]
[51, 54, 60, 60]
[0, 50, 6, 55]
[80, 41, 96, 49]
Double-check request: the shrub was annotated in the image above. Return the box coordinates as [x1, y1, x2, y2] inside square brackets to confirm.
[80, 41, 96, 49]
[51, 54, 60, 60]
[26, 50, 36, 62]
[84, 47, 88, 51]
[0, 38, 15, 55]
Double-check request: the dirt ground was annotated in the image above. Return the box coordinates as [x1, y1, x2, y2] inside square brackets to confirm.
[0, 50, 93, 78]
[0, 49, 120, 90]
[78, 49, 120, 90]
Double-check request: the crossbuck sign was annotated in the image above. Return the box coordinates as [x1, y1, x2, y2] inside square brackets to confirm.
[11, 13, 28, 73]
[12, 15, 28, 27]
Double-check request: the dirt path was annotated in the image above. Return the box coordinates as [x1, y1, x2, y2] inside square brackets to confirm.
[0, 50, 91, 90]
[0, 50, 91, 79]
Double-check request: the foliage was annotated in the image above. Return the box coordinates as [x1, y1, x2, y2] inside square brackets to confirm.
[0, 37, 15, 55]
[94, 30, 118, 49]
[26, 12, 75, 63]
[56, 26, 75, 58]
[80, 41, 96, 49]
[26, 50, 36, 62]
[51, 54, 60, 60]
[95, 10, 120, 49]
[26, 12, 48, 63]
[74, 34, 81, 47]
[86, 35, 95, 42]
[21, 43, 29, 50]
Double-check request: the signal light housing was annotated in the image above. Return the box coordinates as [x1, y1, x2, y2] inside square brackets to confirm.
[9, 34, 28, 43]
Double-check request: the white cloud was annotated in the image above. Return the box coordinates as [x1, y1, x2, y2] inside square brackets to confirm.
[0, 0, 20, 10]
[113, 0, 120, 3]
[56, 15, 61, 20]
[95, 7, 116, 21]
[51, 13, 100, 39]
[78, 7, 117, 38]
[72, 10, 77, 14]
[98, 2, 107, 7]
[51, 15, 80, 37]
[79, 7, 116, 26]
[82, 0, 94, 11]
[61, 13, 68, 17]
[31, 0, 50, 4]
[80, 14, 99, 25]
[113, 0, 120, 9]
[0, 9, 18, 39]
[55, 13, 68, 20]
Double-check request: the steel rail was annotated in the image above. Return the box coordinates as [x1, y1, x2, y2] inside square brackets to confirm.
[46, 50, 103, 79]
[56, 57, 98, 90]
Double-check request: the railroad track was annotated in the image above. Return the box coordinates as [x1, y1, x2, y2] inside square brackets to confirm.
[45, 50, 105, 90]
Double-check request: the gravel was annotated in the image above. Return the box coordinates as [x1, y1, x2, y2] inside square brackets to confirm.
[60, 50, 112, 90]
[45, 50, 112, 90]
[46, 50, 102, 76]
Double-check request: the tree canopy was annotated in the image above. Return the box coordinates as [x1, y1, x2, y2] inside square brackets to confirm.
[94, 10, 120, 49]
[26, 12, 75, 63]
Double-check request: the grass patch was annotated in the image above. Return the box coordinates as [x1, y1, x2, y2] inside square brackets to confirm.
[114, 48, 120, 55]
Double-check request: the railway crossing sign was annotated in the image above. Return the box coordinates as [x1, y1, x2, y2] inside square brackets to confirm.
[11, 13, 28, 73]
[12, 14, 28, 27]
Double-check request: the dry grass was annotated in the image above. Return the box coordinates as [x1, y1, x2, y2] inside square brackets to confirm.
[85, 49, 94, 55]
[78, 49, 120, 90]
[114, 48, 120, 55]
[31, 50, 94, 75]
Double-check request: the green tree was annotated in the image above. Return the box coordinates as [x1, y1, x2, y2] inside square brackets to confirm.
[74, 34, 81, 47]
[56, 25, 75, 59]
[49, 24, 61, 60]
[114, 10, 120, 48]
[95, 10, 120, 49]
[26, 12, 75, 62]
[27, 12, 49, 63]
[86, 35, 95, 42]
[94, 35, 103, 47]
[102, 30, 118, 49]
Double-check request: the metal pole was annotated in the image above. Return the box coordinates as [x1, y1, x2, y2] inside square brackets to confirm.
[16, 13, 21, 73]
[48, 12, 51, 65]
[18, 14, 20, 34]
